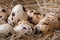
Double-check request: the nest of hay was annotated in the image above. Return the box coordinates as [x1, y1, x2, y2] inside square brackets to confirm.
[0, 0, 60, 40]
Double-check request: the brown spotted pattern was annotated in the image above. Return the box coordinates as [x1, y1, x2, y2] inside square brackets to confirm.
[27, 10, 44, 25]
[34, 12, 59, 34]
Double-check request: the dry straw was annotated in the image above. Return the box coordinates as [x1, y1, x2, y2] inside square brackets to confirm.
[0, 0, 60, 40]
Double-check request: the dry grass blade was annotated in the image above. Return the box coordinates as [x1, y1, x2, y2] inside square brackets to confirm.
[0, 0, 60, 40]
[43, 0, 47, 13]
[42, 34, 52, 40]
[10, 34, 17, 40]
[51, 33, 60, 40]
[36, 0, 43, 13]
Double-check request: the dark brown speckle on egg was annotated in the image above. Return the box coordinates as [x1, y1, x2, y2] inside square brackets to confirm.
[0, 16, 2, 18]
[2, 9, 6, 12]
[23, 27, 27, 30]
[12, 13, 15, 16]
[28, 17, 35, 25]
[11, 17, 13, 20]
[30, 11, 33, 13]
[58, 17, 60, 20]
[23, 7, 26, 12]
[43, 23, 48, 25]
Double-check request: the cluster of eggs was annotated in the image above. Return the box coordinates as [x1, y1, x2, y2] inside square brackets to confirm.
[0, 3, 60, 38]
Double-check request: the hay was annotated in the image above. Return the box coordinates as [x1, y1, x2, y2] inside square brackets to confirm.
[0, 0, 60, 40]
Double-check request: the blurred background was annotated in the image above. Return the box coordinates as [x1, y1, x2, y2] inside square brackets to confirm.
[0, 0, 60, 13]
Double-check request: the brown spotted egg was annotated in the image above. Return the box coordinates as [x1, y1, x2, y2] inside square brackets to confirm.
[27, 10, 44, 25]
